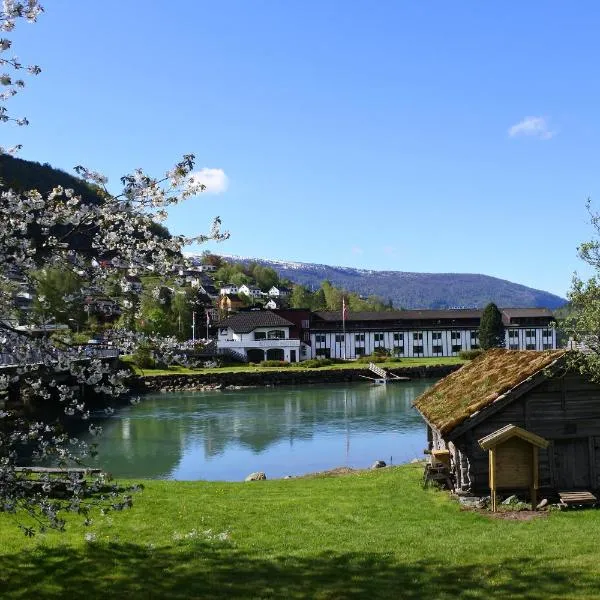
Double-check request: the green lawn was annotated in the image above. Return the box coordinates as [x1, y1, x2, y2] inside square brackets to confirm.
[2, 465, 600, 598]
[126, 356, 465, 377]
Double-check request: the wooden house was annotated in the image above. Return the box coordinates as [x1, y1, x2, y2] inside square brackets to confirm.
[414, 349, 600, 495]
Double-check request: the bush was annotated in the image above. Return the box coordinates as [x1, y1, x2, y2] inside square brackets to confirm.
[133, 344, 155, 369]
[292, 358, 333, 368]
[356, 355, 387, 364]
[458, 349, 483, 360]
[387, 356, 403, 363]
[259, 360, 291, 368]
[373, 347, 391, 357]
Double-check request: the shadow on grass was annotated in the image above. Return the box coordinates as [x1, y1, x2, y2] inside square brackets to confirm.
[1, 542, 598, 599]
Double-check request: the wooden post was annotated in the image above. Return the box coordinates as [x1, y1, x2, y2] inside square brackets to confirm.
[531, 446, 539, 510]
[489, 448, 497, 512]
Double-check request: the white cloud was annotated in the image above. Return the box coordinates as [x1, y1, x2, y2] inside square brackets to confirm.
[508, 116, 555, 140]
[189, 168, 229, 194]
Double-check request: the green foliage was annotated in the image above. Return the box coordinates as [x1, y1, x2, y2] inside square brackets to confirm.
[291, 358, 333, 368]
[478, 302, 505, 350]
[458, 349, 484, 360]
[133, 344, 155, 369]
[32, 267, 86, 326]
[373, 346, 391, 357]
[356, 355, 387, 363]
[259, 360, 291, 368]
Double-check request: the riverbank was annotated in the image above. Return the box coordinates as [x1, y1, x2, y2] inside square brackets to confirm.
[131, 362, 462, 393]
[2, 464, 600, 599]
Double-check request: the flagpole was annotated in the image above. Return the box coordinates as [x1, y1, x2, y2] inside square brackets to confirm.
[342, 298, 347, 360]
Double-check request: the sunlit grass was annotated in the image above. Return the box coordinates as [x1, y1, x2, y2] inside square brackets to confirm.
[2, 465, 600, 598]
[123, 356, 466, 377]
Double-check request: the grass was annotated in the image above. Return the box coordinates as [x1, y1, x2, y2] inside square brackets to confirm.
[2, 465, 600, 598]
[124, 356, 466, 377]
[414, 349, 566, 434]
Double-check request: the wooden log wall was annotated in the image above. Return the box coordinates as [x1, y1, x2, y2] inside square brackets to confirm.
[446, 373, 600, 493]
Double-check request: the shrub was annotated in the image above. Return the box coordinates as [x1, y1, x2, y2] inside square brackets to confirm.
[373, 347, 391, 357]
[259, 360, 291, 368]
[133, 344, 155, 369]
[293, 358, 333, 368]
[356, 355, 387, 364]
[458, 349, 483, 360]
[387, 356, 403, 363]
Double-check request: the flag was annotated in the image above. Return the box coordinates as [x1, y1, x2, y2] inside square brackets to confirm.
[342, 298, 348, 322]
[206, 309, 211, 325]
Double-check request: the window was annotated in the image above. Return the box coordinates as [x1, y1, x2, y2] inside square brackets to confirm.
[268, 330, 285, 339]
[543, 343, 553, 350]
[393, 333, 404, 342]
[335, 334, 345, 343]
[303, 332, 310, 342]
[432, 332, 442, 340]
[315, 348, 330, 357]
[301, 319, 310, 329]
[254, 331, 266, 340]
[413, 332, 423, 341]
[413, 345, 424, 355]
[374, 333, 384, 342]
[509, 344, 519, 350]
[525, 329, 536, 337]
[355, 333, 365, 342]
[451, 331, 461, 340]
[315, 334, 326, 344]
[355, 346, 365, 356]
[471, 344, 479, 350]
[526, 343, 536, 350]
[508, 330, 519, 339]
[542, 329, 553, 338]
[220, 328, 228, 335]
[432, 344, 443, 355]
[451, 344, 462, 353]
[393, 345, 404, 356]
[470, 330, 478, 340]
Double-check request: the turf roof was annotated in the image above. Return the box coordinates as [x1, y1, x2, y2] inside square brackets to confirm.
[414, 349, 566, 435]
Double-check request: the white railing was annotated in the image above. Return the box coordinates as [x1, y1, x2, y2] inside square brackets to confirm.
[218, 339, 301, 349]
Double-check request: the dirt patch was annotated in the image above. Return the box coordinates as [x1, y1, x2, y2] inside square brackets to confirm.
[465, 507, 549, 521]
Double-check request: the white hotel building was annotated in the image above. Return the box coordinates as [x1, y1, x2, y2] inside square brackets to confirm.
[309, 308, 557, 360]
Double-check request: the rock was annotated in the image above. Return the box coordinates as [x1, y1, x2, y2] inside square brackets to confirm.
[537, 498, 548, 510]
[283, 475, 293, 479]
[245, 471, 266, 482]
[502, 495, 519, 505]
[371, 460, 386, 469]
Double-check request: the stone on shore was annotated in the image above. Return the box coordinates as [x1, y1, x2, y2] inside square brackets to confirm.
[371, 460, 386, 469]
[245, 471, 266, 482]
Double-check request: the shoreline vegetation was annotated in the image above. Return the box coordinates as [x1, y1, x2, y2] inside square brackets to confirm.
[124, 356, 466, 377]
[125, 357, 464, 392]
[2, 464, 600, 598]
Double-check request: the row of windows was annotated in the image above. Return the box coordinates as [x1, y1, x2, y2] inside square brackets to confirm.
[317, 330, 553, 344]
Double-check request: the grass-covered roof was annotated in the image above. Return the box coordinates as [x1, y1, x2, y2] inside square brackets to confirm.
[414, 349, 566, 435]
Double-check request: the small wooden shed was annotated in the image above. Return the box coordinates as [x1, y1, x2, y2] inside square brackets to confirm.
[414, 349, 600, 497]
[478, 424, 549, 510]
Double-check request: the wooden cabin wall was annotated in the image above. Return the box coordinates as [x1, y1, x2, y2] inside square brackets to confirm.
[451, 373, 600, 493]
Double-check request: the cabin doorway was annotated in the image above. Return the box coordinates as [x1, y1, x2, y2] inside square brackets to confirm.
[552, 438, 591, 490]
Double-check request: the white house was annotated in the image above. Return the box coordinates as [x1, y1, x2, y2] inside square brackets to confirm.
[268, 286, 291, 298]
[216, 311, 307, 363]
[238, 284, 264, 298]
[220, 284, 239, 296]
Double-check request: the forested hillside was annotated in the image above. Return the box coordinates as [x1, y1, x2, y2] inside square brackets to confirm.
[209, 255, 567, 310]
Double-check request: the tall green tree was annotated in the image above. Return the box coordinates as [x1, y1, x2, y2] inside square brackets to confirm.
[479, 302, 505, 349]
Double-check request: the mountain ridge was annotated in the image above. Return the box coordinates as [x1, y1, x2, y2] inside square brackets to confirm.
[187, 253, 567, 310]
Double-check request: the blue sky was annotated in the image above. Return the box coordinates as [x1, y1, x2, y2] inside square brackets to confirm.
[5, 1, 600, 298]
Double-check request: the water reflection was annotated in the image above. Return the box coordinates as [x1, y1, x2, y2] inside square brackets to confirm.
[83, 380, 435, 481]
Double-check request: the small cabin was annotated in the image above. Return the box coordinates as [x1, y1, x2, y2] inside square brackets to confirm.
[414, 349, 600, 496]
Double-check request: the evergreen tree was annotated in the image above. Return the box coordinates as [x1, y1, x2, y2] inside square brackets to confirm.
[479, 302, 505, 349]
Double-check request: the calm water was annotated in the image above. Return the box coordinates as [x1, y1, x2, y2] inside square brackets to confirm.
[83, 380, 436, 481]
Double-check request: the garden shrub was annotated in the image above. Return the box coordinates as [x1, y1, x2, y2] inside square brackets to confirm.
[458, 349, 483, 360]
[259, 360, 291, 367]
[133, 344, 155, 369]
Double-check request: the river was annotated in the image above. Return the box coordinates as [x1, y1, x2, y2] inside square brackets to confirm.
[82, 380, 436, 481]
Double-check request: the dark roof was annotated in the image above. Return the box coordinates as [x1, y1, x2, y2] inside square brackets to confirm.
[218, 310, 294, 333]
[313, 308, 554, 324]
[414, 349, 566, 435]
